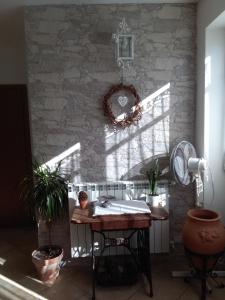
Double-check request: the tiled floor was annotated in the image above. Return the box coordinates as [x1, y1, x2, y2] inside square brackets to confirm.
[0, 227, 225, 300]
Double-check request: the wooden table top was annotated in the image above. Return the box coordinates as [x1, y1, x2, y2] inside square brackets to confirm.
[71, 205, 169, 231]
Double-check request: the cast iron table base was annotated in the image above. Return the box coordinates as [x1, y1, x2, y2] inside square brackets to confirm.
[91, 228, 153, 300]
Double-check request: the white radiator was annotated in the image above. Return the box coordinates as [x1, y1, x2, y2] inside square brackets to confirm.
[69, 181, 169, 257]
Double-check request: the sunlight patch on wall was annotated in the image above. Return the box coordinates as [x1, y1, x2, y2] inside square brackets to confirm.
[141, 83, 170, 114]
[204, 56, 211, 159]
[205, 56, 211, 89]
[42, 142, 81, 182]
[105, 84, 170, 181]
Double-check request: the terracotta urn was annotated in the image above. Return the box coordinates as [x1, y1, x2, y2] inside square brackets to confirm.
[182, 209, 225, 270]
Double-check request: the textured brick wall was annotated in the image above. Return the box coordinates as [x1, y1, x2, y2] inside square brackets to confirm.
[25, 3, 196, 246]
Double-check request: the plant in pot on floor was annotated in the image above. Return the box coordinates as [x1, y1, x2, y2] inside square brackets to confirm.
[20, 161, 68, 286]
[146, 159, 161, 207]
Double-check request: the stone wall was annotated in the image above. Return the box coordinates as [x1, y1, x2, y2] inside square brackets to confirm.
[25, 3, 196, 245]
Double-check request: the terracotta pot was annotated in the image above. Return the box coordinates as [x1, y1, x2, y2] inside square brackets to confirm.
[78, 191, 89, 209]
[32, 245, 63, 286]
[182, 209, 225, 270]
[79, 199, 88, 209]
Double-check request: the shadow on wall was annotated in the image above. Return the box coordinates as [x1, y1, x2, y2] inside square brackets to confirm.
[41, 81, 195, 244]
[43, 82, 171, 183]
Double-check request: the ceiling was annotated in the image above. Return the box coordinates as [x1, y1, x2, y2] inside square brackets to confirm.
[25, 0, 199, 3]
[1, 0, 199, 7]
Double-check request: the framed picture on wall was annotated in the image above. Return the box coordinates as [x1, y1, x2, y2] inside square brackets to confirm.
[117, 34, 134, 60]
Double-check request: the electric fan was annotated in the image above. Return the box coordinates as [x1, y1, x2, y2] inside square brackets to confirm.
[170, 141, 225, 281]
[170, 140, 207, 207]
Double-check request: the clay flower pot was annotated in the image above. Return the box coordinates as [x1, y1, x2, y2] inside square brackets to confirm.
[78, 191, 89, 209]
[79, 199, 88, 209]
[182, 209, 225, 270]
[32, 245, 63, 286]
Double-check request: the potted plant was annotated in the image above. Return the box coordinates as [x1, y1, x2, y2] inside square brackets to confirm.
[20, 161, 68, 286]
[146, 159, 161, 206]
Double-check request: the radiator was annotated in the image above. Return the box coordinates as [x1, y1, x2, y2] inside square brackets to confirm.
[69, 181, 169, 257]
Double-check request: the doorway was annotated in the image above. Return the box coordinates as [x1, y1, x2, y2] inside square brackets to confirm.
[0, 85, 32, 227]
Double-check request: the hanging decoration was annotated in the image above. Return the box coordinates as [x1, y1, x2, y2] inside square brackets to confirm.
[112, 17, 134, 71]
[103, 18, 142, 130]
[103, 83, 142, 129]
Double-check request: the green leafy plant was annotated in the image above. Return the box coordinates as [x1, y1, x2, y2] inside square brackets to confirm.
[146, 159, 160, 196]
[20, 161, 68, 247]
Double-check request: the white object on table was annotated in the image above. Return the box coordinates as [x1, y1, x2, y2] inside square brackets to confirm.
[93, 200, 150, 216]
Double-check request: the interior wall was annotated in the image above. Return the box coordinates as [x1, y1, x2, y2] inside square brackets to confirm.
[25, 4, 196, 243]
[196, 0, 225, 155]
[204, 28, 225, 217]
[197, 0, 225, 222]
[25, 4, 196, 179]
[0, 7, 26, 84]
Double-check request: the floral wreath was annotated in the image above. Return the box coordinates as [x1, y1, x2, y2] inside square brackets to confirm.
[103, 83, 142, 129]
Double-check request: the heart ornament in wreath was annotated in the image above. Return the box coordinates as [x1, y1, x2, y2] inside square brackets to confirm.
[103, 83, 142, 129]
[117, 96, 128, 107]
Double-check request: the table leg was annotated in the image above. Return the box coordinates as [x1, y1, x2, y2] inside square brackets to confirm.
[91, 230, 96, 300]
[144, 228, 153, 297]
[201, 257, 207, 300]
